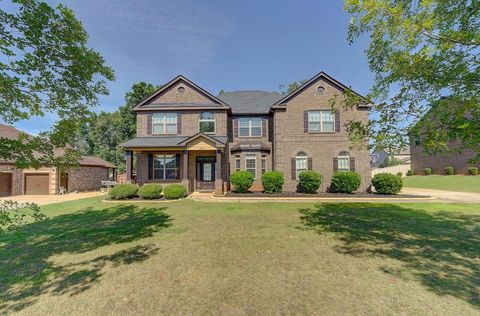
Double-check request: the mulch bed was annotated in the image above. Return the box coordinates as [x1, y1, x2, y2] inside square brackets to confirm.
[224, 191, 428, 198]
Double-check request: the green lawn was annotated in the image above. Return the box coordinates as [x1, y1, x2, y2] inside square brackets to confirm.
[1, 197, 479, 315]
[403, 175, 480, 193]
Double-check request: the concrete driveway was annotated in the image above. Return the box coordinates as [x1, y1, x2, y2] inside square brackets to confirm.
[401, 188, 480, 203]
[0, 191, 105, 206]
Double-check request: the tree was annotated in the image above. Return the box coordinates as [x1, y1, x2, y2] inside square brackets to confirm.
[343, 0, 480, 160]
[279, 79, 308, 95]
[0, 0, 114, 168]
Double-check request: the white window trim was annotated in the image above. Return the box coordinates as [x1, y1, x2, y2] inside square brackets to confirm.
[338, 152, 350, 172]
[198, 113, 216, 134]
[308, 110, 335, 133]
[245, 154, 257, 179]
[152, 113, 177, 135]
[234, 156, 241, 172]
[153, 154, 178, 180]
[295, 152, 308, 180]
[261, 156, 267, 175]
[238, 118, 262, 137]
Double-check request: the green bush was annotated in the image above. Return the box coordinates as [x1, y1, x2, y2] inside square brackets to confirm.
[261, 171, 284, 194]
[406, 169, 414, 176]
[109, 183, 138, 200]
[298, 170, 322, 194]
[163, 184, 187, 199]
[138, 183, 163, 199]
[371, 173, 403, 195]
[396, 172, 403, 177]
[468, 167, 479, 175]
[230, 171, 254, 193]
[424, 168, 432, 175]
[444, 166, 454, 175]
[330, 172, 361, 194]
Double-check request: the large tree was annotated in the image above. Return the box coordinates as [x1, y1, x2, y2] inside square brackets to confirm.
[343, 0, 480, 159]
[0, 0, 114, 168]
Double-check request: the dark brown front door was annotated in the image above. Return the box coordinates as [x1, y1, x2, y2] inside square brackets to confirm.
[25, 174, 49, 195]
[196, 157, 215, 191]
[0, 173, 12, 197]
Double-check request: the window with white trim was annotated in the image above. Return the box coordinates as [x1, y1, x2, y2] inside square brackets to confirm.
[261, 155, 267, 175]
[153, 113, 177, 134]
[199, 112, 215, 133]
[234, 156, 241, 172]
[295, 151, 308, 179]
[153, 154, 178, 179]
[238, 118, 262, 137]
[308, 110, 334, 132]
[338, 151, 350, 172]
[245, 154, 256, 178]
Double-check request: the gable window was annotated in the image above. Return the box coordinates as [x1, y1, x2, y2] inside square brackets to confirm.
[338, 151, 350, 172]
[153, 154, 178, 179]
[261, 155, 267, 175]
[308, 111, 334, 132]
[295, 151, 308, 179]
[239, 118, 262, 137]
[153, 113, 177, 134]
[234, 155, 241, 172]
[245, 154, 257, 178]
[199, 112, 215, 133]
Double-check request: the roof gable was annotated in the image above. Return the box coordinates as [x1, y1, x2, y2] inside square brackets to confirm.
[133, 75, 229, 110]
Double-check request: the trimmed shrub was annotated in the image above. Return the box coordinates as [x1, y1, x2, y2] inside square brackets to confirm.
[396, 172, 403, 177]
[371, 173, 403, 195]
[468, 167, 479, 175]
[261, 171, 284, 194]
[230, 171, 254, 193]
[406, 169, 414, 176]
[138, 184, 163, 199]
[424, 168, 432, 175]
[330, 172, 361, 194]
[163, 184, 187, 199]
[109, 183, 138, 200]
[298, 170, 322, 194]
[444, 166, 454, 175]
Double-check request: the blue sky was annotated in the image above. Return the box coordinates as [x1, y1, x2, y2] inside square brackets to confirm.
[11, 0, 373, 135]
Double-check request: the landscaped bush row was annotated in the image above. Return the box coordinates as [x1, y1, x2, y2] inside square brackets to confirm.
[109, 183, 187, 200]
[407, 166, 480, 176]
[371, 173, 403, 195]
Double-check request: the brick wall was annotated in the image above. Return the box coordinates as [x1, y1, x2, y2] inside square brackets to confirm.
[67, 166, 109, 192]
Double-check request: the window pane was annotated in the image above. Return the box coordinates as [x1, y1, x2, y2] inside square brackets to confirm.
[309, 122, 320, 131]
[166, 124, 177, 134]
[164, 156, 176, 168]
[235, 158, 240, 171]
[251, 118, 262, 127]
[153, 124, 163, 134]
[165, 169, 177, 179]
[154, 169, 164, 179]
[322, 111, 334, 122]
[154, 156, 164, 168]
[200, 112, 214, 120]
[239, 118, 249, 127]
[165, 113, 177, 120]
[251, 127, 261, 136]
[239, 127, 249, 137]
[308, 111, 320, 122]
[323, 121, 334, 132]
[152, 114, 164, 124]
[296, 157, 307, 170]
[322, 111, 334, 132]
[200, 121, 214, 133]
[338, 157, 349, 171]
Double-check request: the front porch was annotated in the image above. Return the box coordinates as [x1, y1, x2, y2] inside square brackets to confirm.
[122, 133, 228, 195]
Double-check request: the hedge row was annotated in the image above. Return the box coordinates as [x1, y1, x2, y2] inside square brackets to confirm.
[108, 183, 187, 200]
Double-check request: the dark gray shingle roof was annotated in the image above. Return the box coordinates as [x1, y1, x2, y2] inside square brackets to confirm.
[217, 90, 281, 114]
[119, 136, 228, 148]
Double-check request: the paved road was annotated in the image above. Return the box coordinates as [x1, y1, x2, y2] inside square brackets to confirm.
[0, 191, 105, 205]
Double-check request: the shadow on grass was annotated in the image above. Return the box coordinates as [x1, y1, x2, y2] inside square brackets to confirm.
[298, 203, 480, 307]
[0, 205, 171, 312]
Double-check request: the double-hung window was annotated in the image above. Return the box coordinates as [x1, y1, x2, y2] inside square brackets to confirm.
[261, 156, 267, 175]
[235, 156, 241, 172]
[245, 154, 257, 178]
[308, 110, 334, 132]
[338, 151, 350, 172]
[153, 154, 178, 179]
[153, 113, 177, 134]
[199, 112, 215, 133]
[295, 151, 308, 179]
[238, 118, 262, 137]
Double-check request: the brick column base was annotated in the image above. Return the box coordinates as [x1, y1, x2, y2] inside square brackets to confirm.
[214, 180, 224, 196]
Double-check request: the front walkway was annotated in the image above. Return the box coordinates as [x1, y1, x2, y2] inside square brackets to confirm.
[401, 188, 480, 203]
[0, 191, 105, 205]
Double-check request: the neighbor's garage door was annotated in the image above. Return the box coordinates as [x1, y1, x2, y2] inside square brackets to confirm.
[0, 173, 12, 197]
[25, 174, 49, 195]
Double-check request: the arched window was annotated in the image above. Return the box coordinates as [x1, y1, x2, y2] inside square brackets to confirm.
[295, 151, 308, 179]
[199, 112, 215, 133]
[338, 151, 350, 172]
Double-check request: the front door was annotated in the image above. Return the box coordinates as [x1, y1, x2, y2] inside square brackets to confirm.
[196, 157, 215, 190]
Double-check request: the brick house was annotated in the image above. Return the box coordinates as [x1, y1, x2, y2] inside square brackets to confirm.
[0, 124, 116, 197]
[119, 71, 371, 195]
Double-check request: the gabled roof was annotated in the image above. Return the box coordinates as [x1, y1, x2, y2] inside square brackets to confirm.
[217, 91, 282, 114]
[177, 132, 226, 147]
[272, 71, 372, 108]
[133, 75, 230, 110]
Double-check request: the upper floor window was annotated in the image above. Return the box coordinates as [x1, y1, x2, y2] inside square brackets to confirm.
[338, 151, 350, 172]
[308, 110, 334, 132]
[295, 151, 308, 179]
[199, 112, 215, 133]
[153, 113, 177, 134]
[239, 118, 262, 137]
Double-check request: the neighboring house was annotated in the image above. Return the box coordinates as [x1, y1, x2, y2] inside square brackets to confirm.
[371, 148, 411, 168]
[119, 71, 371, 195]
[0, 124, 116, 197]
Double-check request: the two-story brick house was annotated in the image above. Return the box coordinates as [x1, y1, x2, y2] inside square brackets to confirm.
[119, 71, 371, 195]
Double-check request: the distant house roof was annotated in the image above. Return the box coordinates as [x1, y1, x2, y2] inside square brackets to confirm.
[0, 124, 116, 168]
[119, 135, 228, 149]
[217, 91, 282, 114]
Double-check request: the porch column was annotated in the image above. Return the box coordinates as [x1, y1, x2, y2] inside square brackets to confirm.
[182, 150, 190, 193]
[215, 149, 223, 196]
[126, 151, 133, 183]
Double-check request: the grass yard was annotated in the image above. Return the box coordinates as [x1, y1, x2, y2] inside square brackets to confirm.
[403, 175, 480, 193]
[1, 197, 479, 315]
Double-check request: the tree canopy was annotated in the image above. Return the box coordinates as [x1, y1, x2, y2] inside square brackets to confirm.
[343, 0, 480, 160]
